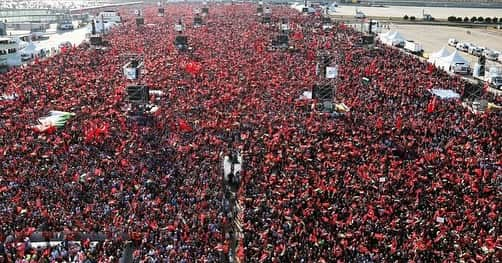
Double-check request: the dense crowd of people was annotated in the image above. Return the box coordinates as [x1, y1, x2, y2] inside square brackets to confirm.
[0, 3, 500, 262]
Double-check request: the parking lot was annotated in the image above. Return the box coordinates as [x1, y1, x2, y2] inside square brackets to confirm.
[386, 24, 502, 67]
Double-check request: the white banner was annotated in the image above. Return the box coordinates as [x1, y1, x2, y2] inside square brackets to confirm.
[281, 24, 289, 31]
[326, 66, 338, 79]
[124, 67, 137, 80]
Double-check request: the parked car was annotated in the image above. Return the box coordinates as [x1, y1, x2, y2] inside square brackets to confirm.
[451, 63, 471, 75]
[483, 49, 499, 61]
[448, 38, 458, 47]
[468, 45, 483, 57]
[456, 42, 470, 52]
[355, 9, 366, 19]
[20, 53, 33, 61]
[57, 22, 74, 30]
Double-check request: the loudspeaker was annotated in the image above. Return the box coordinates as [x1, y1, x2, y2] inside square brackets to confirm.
[126, 85, 149, 103]
[478, 55, 486, 65]
[478, 55, 486, 76]
[257, 6, 263, 14]
[175, 35, 188, 45]
[312, 83, 333, 100]
[277, 34, 289, 46]
[262, 16, 271, 24]
[136, 17, 144, 26]
[91, 20, 96, 35]
[361, 35, 375, 45]
[194, 16, 203, 25]
[202, 7, 209, 14]
[90, 36, 103, 46]
[462, 82, 482, 99]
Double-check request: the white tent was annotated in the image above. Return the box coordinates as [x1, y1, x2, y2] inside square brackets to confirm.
[428, 46, 450, 64]
[14, 37, 28, 50]
[435, 50, 469, 71]
[430, 89, 460, 99]
[378, 30, 393, 42]
[20, 42, 39, 56]
[383, 31, 406, 46]
[291, 3, 315, 14]
[88, 20, 117, 34]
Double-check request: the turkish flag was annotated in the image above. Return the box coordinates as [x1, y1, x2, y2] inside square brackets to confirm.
[292, 31, 304, 41]
[185, 62, 202, 75]
[427, 63, 435, 74]
[396, 115, 403, 130]
[427, 96, 437, 113]
[178, 119, 192, 133]
[376, 117, 383, 129]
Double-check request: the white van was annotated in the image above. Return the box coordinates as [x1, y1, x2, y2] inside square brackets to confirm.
[448, 38, 458, 47]
[404, 40, 423, 55]
[483, 49, 499, 61]
[456, 42, 469, 52]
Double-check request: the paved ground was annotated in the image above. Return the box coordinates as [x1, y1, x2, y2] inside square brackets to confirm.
[386, 24, 502, 67]
[334, 5, 502, 19]
[35, 22, 88, 50]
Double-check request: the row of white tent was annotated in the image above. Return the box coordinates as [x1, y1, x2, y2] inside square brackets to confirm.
[17, 19, 116, 57]
[379, 31, 406, 46]
[428, 47, 470, 72]
[19, 42, 41, 57]
[379, 30, 470, 73]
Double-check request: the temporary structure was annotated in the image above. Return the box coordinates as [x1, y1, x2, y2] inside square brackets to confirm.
[428, 46, 450, 64]
[378, 30, 393, 42]
[434, 50, 470, 74]
[430, 89, 460, 100]
[20, 42, 39, 56]
[383, 31, 406, 46]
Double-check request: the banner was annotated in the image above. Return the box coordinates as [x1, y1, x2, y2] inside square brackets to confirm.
[326, 66, 338, 79]
[123, 67, 137, 80]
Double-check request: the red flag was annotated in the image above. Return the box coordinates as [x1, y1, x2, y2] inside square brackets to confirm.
[178, 119, 192, 133]
[483, 81, 490, 94]
[293, 31, 304, 41]
[376, 117, 383, 129]
[149, 220, 159, 230]
[390, 238, 397, 254]
[237, 246, 245, 260]
[427, 96, 437, 113]
[17, 243, 26, 257]
[427, 63, 435, 74]
[185, 62, 202, 75]
[82, 238, 90, 249]
[43, 248, 51, 257]
[396, 115, 402, 130]
[25, 227, 36, 237]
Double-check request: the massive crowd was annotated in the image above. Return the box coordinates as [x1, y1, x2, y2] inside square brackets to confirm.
[0, 3, 500, 262]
